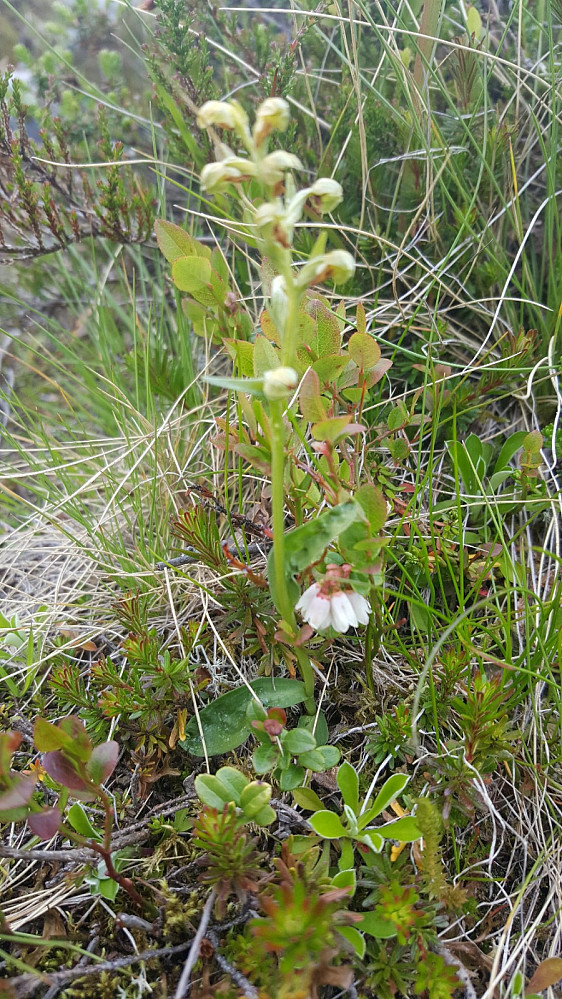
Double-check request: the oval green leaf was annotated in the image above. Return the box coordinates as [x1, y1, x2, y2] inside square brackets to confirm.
[308, 809, 347, 839]
[180, 678, 306, 757]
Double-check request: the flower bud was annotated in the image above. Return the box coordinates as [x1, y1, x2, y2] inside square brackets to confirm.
[269, 275, 289, 332]
[197, 100, 249, 135]
[260, 150, 303, 185]
[254, 201, 292, 248]
[262, 366, 299, 400]
[297, 249, 356, 288]
[200, 157, 257, 193]
[253, 97, 290, 146]
[309, 177, 344, 213]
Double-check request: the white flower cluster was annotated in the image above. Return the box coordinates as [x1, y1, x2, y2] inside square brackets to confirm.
[296, 582, 371, 634]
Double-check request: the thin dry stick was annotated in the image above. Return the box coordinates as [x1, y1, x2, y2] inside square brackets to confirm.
[206, 929, 258, 999]
[174, 888, 216, 999]
[7, 941, 196, 999]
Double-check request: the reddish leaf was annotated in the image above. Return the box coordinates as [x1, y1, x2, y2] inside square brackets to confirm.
[42, 751, 91, 792]
[28, 807, 61, 840]
[0, 773, 37, 812]
[263, 719, 284, 737]
[267, 708, 287, 726]
[6, 732, 22, 752]
[527, 958, 562, 993]
[364, 357, 392, 388]
[0, 732, 22, 774]
[86, 741, 120, 784]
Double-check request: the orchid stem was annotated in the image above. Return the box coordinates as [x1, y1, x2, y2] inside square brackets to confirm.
[270, 399, 316, 711]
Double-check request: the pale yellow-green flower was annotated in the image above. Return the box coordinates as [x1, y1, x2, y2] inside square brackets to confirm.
[308, 177, 344, 214]
[297, 249, 356, 288]
[253, 97, 290, 147]
[200, 157, 257, 193]
[260, 150, 303, 185]
[197, 100, 249, 136]
[262, 366, 299, 400]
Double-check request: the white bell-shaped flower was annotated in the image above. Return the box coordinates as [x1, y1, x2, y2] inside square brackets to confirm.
[296, 582, 371, 633]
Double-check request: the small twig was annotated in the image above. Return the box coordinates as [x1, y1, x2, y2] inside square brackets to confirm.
[116, 914, 158, 934]
[206, 929, 258, 999]
[0, 845, 97, 863]
[7, 941, 195, 999]
[173, 888, 216, 999]
[154, 541, 272, 571]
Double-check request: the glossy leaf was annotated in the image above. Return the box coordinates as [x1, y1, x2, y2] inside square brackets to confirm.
[194, 766, 249, 809]
[34, 717, 69, 752]
[298, 748, 329, 771]
[252, 743, 279, 774]
[57, 717, 92, 761]
[67, 802, 102, 840]
[0, 773, 37, 814]
[359, 831, 384, 852]
[332, 867, 356, 894]
[492, 431, 527, 475]
[353, 484, 388, 533]
[194, 775, 234, 810]
[283, 501, 365, 578]
[269, 501, 365, 614]
[297, 712, 329, 746]
[42, 752, 92, 794]
[180, 678, 306, 757]
[284, 729, 317, 755]
[279, 763, 305, 790]
[86, 741, 119, 785]
[239, 781, 273, 821]
[314, 746, 341, 768]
